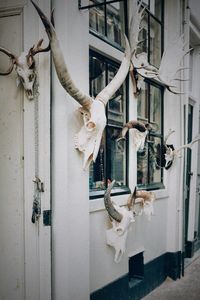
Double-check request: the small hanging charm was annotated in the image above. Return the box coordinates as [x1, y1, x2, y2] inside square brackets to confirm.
[31, 176, 44, 223]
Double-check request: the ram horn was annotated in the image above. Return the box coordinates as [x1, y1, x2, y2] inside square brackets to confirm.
[95, 35, 131, 106]
[31, 0, 92, 110]
[104, 180, 123, 223]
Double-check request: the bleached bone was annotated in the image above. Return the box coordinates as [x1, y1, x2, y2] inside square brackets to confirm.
[0, 36, 50, 100]
[135, 35, 191, 94]
[104, 181, 135, 262]
[165, 135, 200, 168]
[31, 0, 131, 169]
[117, 120, 151, 151]
[127, 188, 155, 220]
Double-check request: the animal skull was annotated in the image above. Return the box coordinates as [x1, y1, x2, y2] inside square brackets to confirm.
[31, 0, 131, 169]
[127, 188, 155, 221]
[104, 181, 135, 262]
[0, 39, 50, 100]
[117, 120, 151, 151]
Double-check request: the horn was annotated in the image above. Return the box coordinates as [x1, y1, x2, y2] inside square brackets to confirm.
[127, 187, 137, 210]
[0, 47, 16, 75]
[95, 35, 131, 106]
[104, 180, 122, 223]
[31, 0, 92, 110]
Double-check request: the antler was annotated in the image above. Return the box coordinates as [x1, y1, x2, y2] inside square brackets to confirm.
[0, 47, 16, 75]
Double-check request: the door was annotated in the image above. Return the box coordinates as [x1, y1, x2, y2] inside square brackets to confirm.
[0, 1, 51, 299]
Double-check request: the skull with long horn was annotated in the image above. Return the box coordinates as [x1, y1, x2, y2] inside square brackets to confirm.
[31, 0, 131, 169]
[0, 35, 51, 100]
[104, 180, 135, 263]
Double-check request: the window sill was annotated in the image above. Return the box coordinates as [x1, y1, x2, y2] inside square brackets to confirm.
[89, 188, 168, 213]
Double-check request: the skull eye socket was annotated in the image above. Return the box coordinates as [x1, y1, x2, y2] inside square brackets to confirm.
[29, 74, 34, 82]
[21, 77, 25, 83]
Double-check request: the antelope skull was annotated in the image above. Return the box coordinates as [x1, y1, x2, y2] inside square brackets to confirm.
[31, 0, 131, 169]
[104, 181, 135, 263]
[117, 120, 151, 151]
[0, 39, 50, 100]
[127, 188, 155, 220]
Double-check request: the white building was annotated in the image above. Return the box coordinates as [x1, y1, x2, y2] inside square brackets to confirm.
[0, 0, 200, 299]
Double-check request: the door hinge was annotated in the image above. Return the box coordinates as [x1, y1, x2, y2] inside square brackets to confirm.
[43, 210, 51, 226]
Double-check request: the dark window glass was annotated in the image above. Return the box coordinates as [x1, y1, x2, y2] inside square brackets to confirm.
[89, 0, 125, 47]
[89, 51, 127, 194]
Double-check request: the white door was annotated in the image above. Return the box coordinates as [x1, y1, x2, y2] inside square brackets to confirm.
[0, 1, 51, 299]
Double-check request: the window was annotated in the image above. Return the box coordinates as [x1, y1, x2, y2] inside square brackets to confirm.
[88, 0, 126, 47]
[89, 51, 128, 197]
[137, 0, 164, 189]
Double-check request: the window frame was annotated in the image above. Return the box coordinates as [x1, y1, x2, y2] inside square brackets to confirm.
[137, 0, 165, 190]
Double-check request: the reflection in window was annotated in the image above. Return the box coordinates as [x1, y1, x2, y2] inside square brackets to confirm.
[89, 51, 127, 192]
[137, 82, 164, 188]
[89, 0, 125, 46]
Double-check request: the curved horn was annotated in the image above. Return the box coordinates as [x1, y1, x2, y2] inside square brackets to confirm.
[127, 187, 137, 210]
[104, 180, 123, 223]
[95, 35, 131, 106]
[31, 0, 92, 110]
[117, 120, 148, 142]
[0, 47, 16, 75]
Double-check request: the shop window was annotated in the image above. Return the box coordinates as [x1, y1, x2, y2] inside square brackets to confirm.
[79, 0, 126, 47]
[137, 0, 164, 190]
[89, 51, 128, 197]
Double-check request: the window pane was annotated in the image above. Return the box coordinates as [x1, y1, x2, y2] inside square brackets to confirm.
[150, 85, 162, 134]
[149, 136, 162, 184]
[137, 82, 148, 122]
[106, 2, 125, 46]
[107, 127, 126, 187]
[90, 54, 106, 97]
[150, 16, 162, 67]
[137, 11, 148, 55]
[150, 0, 162, 20]
[107, 63, 126, 125]
[89, 1, 105, 36]
[89, 134, 106, 191]
[137, 141, 148, 186]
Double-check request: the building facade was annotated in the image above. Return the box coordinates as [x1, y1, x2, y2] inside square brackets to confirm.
[0, 0, 200, 299]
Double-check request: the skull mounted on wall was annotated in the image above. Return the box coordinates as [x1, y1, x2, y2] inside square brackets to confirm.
[31, 0, 131, 169]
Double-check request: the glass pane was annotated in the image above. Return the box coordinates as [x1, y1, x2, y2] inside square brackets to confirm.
[150, 85, 162, 134]
[89, 1, 105, 36]
[89, 135, 106, 191]
[150, 0, 162, 20]
[137, 11, 148, 55]
[106, 2, 125, 46]
[89, 54, 106, 97]
[106, 127, 126, 187]
[137, 82, 148, 122]
[137, 140, 148, 185]
[149, 16, 162, 68]
[149, 136, 162, 184]
[107, 63, 126, 125]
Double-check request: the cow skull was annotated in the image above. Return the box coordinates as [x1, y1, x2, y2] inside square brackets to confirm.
[31, 0, 131, 169]
[104, 181, 135, 262]
[0, 39, 50, 100]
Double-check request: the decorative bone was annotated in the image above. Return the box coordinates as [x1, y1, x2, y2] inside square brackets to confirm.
[0, 38, 50, 100]
[117, 120, 151, 151]
[127, 188, 155, 220]
[104, 181, 135, 262]
[129, 1, 190, 95]
[164, 135, 200, 168]
[31, 0, 131, 169]
[133, 35, 191, 94]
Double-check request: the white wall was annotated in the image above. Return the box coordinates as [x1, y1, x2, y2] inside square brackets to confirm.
[51, 1, 90, 299]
